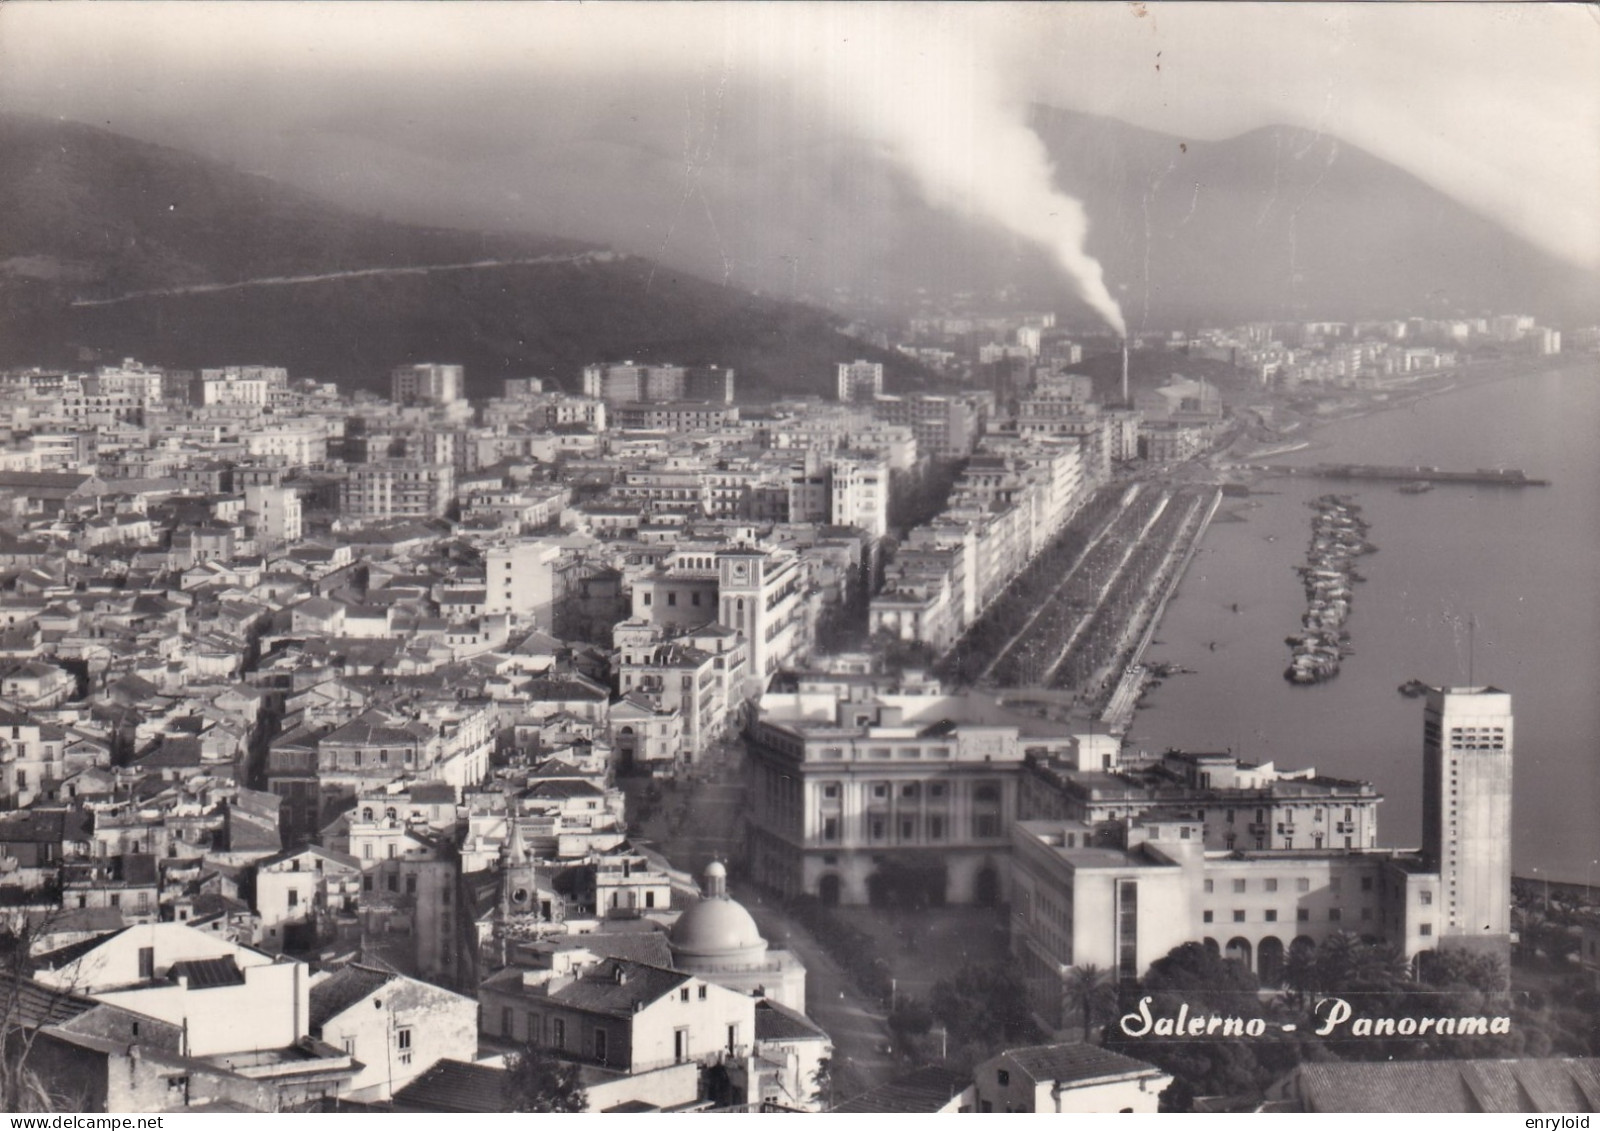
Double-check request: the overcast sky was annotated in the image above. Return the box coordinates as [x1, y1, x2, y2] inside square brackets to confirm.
[3, 1, 1597, 284]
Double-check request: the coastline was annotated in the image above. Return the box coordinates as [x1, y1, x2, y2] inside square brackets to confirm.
[1228, 353, 1594, 465]
[1128, 356, 1600, 882]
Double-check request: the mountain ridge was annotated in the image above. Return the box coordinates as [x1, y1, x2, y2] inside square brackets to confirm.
[0, 112, 940, 401]
[1028, 104, 1600, 329]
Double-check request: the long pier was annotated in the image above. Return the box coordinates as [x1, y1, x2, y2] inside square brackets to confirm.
[1254, 463, 1549, 487]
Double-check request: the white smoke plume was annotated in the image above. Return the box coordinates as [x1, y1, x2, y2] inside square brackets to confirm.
[793, 5, 1128, 336]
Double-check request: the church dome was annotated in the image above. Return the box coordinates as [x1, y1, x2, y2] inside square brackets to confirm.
[669, 861, 767, 961]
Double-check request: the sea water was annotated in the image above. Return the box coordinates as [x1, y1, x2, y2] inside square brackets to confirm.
[1130, 358, 1600, 882]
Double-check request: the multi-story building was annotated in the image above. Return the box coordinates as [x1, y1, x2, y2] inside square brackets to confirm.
[836, 360, 884, 404]
[245, 423, 327, 465]
[478, 950, 744, 1110]
[244, 483, 304, 549]
[253, 843, 364, 953]
[871, 394, 982, 459]
[617, 641, 725, 763]
[870, 542, 965, 653]
[340, 461, 455, 521]
[1138, 422, 1209, 464]
[1019, 748, 1383, 853]
[744, 693, 1075, 906]
[314, 711, 440, 822]
[1007, 688, 1514, 1022]
[581, 363, 734, 406]
[33, 922, 316, 1061]
[828, 453, 888, 538]
[631, 546, 809, 691]
[91, 360, 167, 404]
[1014, 397, 1112, 484]
[391, 363, 464, 406]
[1422, 686, 1513, 956]
[716, 548, 808, 689]
[484, 540, 563, 627]
[0, 708, 65, 808]
[197, 366, 282, 407]
[611, 402, 740, 433]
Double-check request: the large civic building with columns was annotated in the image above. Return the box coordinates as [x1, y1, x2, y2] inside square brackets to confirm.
[743, 692, 1077, 907]
[1008, 687, 1513, 1027]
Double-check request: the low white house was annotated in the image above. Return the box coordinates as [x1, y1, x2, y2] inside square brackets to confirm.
[32, 922, 312, 1059]
[969, 1043, 1171, 1113]
[309, 963, 479, 1102]
[253, 843, 363, 952]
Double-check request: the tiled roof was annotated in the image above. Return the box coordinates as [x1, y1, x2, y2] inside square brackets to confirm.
[527, 758, 584, 779]
[525, 779, 605, 800]
[0, 471, 92, 492]
[530, 932, 673, 969]
[322, 712, 428, 747]
[294, 597, 345, 619]
[541, 959, 688, 1018]
[169, 956, 246, 989]
[185, 892, 249, 919]
[523, 676, 608, 702]
[754, 997, 828, 1042]
[0, 809, 70, 843]
[407, 781, 456, 804]
[1292, 1058, 1600, 1113]
[0, 972, 101, 1029]
[257, 843, 362, 872]
[1004, 1042, 1165, 1086]
[133, 736, 204, 767]
[229, 787, 283, 817]
[392, 1059, 509, 1113]
[309, 965, 394, 1029]
[34, 929, 130, 972]
[831, 1066, 969, 1113]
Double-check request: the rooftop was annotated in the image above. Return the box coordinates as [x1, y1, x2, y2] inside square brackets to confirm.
[1287, 1058, 1600, 1113]
[309, 964, 395, 1029]
[1002, 1042, 1169, 1087]
[831, 1066, 970, 1114]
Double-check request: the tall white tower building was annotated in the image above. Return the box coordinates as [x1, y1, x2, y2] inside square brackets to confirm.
[1421, 686, 1513, 957]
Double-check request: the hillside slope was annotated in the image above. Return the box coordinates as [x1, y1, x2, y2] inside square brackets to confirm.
[0, 113, 935, 400]
[1030, 106, 1600, 330]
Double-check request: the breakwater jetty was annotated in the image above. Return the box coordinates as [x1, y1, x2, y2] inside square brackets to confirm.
[1255, 463, 1549, 487]
[1284, 494, 1373, 686]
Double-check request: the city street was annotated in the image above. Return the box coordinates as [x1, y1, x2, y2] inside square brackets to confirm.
[733, 881, 899, 1103]
[625, 750, 901, 1104]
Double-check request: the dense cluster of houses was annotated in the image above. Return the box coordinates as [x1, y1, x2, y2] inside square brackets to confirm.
[0, 349, 1230, 1114]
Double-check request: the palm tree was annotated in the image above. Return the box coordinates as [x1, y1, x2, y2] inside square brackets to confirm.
[1350, 940, 1410, 988]
[1312, 930, 1362, 990]
[1061, 964, 1118, 1043]
[1282, 943, 1319, 1007]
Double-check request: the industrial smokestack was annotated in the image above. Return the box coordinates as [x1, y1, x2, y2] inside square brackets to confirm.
[1121, 341, 1130, 405]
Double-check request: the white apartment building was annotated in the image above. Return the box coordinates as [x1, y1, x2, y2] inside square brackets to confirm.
[829, 453, 888, 538]
[484, 539, 563, 628]
[836, 360, 884, 404]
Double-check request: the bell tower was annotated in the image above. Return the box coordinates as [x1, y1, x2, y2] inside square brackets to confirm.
[495, 811, 553, 953]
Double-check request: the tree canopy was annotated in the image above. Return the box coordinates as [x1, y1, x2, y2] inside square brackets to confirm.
[505, 1043, 587, 1113]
